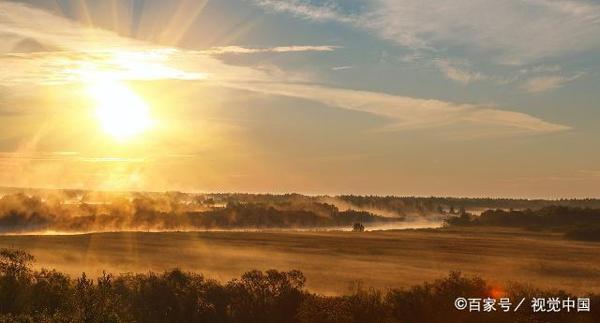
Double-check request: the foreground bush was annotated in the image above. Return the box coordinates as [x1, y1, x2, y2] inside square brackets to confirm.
[0, 248, 597, 323]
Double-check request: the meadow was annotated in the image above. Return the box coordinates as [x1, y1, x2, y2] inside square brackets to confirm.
[0, 226, 598, 295]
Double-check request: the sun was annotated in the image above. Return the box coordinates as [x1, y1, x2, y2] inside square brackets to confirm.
[87, 80, 154, 141]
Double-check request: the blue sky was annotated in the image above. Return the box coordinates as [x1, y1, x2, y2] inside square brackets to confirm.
[0, 0, 599, 197]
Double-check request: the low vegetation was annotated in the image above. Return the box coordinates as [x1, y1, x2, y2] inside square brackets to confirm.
[0, 248, 597, 323]
[445, 206, 600, 241]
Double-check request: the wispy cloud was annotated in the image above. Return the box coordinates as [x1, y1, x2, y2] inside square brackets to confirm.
[0, 2, 335, 85]
[531, 65, 562, 73]
[1, 49, 208, 85]
[0, 1, 570, 138]
[203, 45, 339, 55]
[522, 74, 583, 93]
[331, 65, 353, 71]
[224, 82, 569, 136]
[253, 0, 355, 23]
[252, 0, 600, 64]
[0, 2, 148, 53]
[434, 59, 486, 84]
[0, 2, 206, 84]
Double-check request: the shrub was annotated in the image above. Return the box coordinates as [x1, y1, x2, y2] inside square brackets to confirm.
[0, 249, 597, 323]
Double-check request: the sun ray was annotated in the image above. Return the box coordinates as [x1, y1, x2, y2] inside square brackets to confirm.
[77, 0, 94, 28]
[211, 15, 263, 47]
[111, 0, 121, 35]
[163, 0, 209, 46]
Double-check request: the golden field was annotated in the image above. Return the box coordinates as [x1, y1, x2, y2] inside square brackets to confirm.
[0, 227, 598, 295]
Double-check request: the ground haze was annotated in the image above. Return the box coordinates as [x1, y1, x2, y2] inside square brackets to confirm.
[1, 227, 598, 295]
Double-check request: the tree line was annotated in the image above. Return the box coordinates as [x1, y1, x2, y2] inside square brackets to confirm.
[0, 248, 597, 323]
[0, 193, 396, 233]
[445, 206, 600, 241]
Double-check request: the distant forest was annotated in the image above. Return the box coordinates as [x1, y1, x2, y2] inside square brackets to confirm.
[1, 187, 600, 234]
[445, 206, 600, 241]
[197, 192, 600, 215]
[336, 195, 600, 214]
[0, 248, 597, 323]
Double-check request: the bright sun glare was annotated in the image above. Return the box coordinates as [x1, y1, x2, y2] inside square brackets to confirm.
[86, 80, 154, 141]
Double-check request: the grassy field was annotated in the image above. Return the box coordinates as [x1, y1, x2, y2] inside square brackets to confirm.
[0, 227, 598, 295]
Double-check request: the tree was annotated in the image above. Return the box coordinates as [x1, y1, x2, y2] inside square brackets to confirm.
[352, 223, 365, 232]
[0, 249, 33, 278]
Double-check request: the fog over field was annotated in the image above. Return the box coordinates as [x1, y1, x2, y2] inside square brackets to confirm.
[1, 188, 598, 234]
[1, 189, 598, 296]
[0, 227, 598, 295]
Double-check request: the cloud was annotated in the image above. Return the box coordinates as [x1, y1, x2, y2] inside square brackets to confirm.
[531, 65, 562, 73]
[331, 66, 353, 71]
[203, 45, 339, 55]
[522, 74, 582, 93]
[0, 1, 570, 138]
[0, 2, 334, 85]
[0, 49, 208, 85]
[0, 2, 148, 53]
[252, 0, 355, 23]
[0, 2, 206, 85]
[224, 82, 569, 135]
[434, 59, 486, 84]
[252, 0, 600, 64]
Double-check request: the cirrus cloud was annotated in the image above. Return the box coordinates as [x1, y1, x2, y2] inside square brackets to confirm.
[252, 0, 600, 65]
[522, 74, 583, 93]
[434, 59, 486, 84]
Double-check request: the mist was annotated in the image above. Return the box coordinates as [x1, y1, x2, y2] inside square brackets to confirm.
[0, 189, 419, 234]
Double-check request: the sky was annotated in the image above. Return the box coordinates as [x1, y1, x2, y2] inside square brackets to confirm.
[0, 0, 599, 198]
